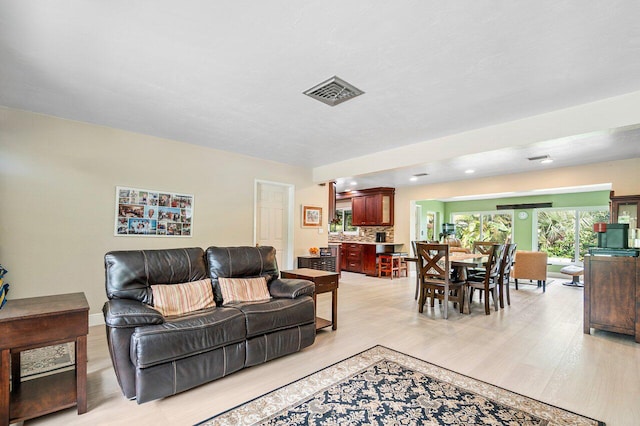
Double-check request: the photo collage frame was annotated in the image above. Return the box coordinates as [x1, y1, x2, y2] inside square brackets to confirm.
[115, 186, 193, 237]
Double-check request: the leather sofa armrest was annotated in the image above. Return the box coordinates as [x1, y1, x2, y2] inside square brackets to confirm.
[103, 298, 165, 328]
[269, 278, 315, 299]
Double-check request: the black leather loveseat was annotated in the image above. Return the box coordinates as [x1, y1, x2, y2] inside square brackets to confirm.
[103, 245, 316, 403]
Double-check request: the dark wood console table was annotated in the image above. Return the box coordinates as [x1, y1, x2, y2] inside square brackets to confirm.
[0, 292, 89, 424]
[281, 268, 339, 330]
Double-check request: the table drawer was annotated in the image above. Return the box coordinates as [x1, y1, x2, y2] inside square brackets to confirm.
[315, 279, 338, 294]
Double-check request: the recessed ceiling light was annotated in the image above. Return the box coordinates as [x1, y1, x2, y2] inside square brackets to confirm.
[528, 154, 553, 164]
[410, 176, 418, 182]
[350, 181, 357, 186]
[465, 169, 475, 174]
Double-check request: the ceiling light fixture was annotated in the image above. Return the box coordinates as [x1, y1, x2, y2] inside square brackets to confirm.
[350, 181, 357, 186]
[410, 177, 418, 182]
[465, 169, 475, 174]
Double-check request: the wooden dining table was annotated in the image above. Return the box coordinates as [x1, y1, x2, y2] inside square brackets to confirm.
[448, 252, 488, 314]
[449, 252, 487, 279]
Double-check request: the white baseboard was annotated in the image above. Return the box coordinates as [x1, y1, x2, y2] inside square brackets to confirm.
[90, 312, 105, 327]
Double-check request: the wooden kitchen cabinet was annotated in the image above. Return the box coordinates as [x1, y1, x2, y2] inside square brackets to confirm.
[343, 243, 363, 273]
[361, 245, 378, 276]
[348, 188, 394, 226]
[340, 243, 382, 276]
[584, 254, 640, 342]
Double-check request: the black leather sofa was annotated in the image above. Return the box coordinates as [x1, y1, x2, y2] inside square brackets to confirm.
[103, 245, 316, 403]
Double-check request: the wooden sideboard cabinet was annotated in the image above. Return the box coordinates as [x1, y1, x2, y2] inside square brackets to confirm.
[297, 256, 336, 273]
[584, 254, 639, 343]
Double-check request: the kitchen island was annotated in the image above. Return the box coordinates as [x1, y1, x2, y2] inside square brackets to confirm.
[334, 241, 407, 276]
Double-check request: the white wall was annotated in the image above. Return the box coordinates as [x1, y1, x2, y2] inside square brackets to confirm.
[0, 107, 328, 315]
[394, 158, 640, 252]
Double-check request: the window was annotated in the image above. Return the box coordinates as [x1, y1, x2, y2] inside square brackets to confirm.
[329, 209, 358, 234]
[535, 207, 609, 264]
[452, 211, 513, 246]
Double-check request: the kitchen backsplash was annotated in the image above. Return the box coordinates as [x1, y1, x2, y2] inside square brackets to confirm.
[328, 226, 394, 243]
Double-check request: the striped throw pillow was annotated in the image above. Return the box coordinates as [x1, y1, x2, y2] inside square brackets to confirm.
[151, 278, 215, 316]
[219, 276, 271, 304]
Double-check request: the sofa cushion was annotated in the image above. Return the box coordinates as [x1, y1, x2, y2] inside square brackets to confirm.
[206, 246, 279, 306]
[105, 247, 208, 304]
[151, 279, 215, 316]
[232, 297, 314, 338]
[219, 277, 271, 304]
[130, 307, 246, 368]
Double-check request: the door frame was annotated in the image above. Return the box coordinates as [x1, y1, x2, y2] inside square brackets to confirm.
[253, 179, 295, 270]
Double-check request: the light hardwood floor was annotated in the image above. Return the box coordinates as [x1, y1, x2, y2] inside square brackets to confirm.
[27, 272, 640, 425]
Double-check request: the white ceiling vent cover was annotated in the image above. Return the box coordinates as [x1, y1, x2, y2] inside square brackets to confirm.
[304, 76, 365, 106]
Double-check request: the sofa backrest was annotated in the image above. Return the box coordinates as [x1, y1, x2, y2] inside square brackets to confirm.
[105, 247, 208, 304]
[205, 246, 279, 305]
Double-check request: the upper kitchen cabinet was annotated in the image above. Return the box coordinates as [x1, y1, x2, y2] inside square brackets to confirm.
[340, 187, 395, 226]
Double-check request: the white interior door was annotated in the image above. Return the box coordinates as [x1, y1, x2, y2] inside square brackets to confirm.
[255, 181, 294, 270]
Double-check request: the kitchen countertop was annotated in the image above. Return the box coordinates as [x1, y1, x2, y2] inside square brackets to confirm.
[329, 241, 404, 245]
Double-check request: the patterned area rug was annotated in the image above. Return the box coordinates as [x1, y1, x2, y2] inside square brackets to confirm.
[199, 346, 604, 426]
[20, 342, 75, 380]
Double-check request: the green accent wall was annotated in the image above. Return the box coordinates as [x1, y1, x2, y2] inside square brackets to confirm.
[422, 190, 610, 253]
[416, 200, 445, 241]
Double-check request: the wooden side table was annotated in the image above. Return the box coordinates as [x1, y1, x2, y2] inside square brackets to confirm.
[281, 268, 339, 330]
[0, 292, 89, 425]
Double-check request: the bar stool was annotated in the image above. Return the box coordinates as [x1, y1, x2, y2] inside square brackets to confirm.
[378, 253, 407, 279]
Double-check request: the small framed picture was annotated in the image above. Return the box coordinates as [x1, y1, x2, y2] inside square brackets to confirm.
[302, 205, 322, 228]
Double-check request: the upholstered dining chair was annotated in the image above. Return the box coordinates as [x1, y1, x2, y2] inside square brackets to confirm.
[465, 244, 505, 315]
[512, 250, 548, 292]
[416, 242, 465, 319]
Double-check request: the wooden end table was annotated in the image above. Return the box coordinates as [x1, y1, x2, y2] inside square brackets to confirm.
[0, 292, 89, 425]
[281, 268, 339, 330]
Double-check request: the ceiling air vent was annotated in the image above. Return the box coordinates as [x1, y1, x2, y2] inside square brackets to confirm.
[303, 76, 364, 107]
[413, 173, 429, 177]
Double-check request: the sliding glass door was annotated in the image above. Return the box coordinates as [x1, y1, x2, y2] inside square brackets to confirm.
[452, 211, 513, 246]
[535, 207, 609, 263]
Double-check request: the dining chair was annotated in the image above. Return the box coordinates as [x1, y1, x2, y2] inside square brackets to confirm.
[465, 243, 505, 315]
[408, 241, 433, 299]
[498, 243, 517, 308]
[466, 241, 498, 280]
[473, 241, 498, 255]
[416, 242, 465, 319]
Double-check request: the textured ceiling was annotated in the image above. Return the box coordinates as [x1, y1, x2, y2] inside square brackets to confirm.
[1, 1, 640, 190]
